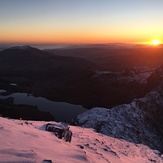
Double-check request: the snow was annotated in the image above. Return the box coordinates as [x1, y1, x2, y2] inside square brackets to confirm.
[93, 67, 155, 84]
[77, 104, 163, 153]
[10, 83, 18, 87]
[120, 68, 154, 84]
[9, 45, 31, 50]
[0, 117, 162, 163]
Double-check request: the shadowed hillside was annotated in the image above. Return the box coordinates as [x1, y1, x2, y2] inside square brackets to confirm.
[0, 45, 163, 110]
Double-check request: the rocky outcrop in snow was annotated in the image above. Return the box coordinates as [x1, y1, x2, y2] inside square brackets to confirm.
[0, 117, 163, 163]
[77, 66, 163, 153]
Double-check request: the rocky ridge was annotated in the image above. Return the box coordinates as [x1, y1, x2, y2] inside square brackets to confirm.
[77, 66, 163, 153]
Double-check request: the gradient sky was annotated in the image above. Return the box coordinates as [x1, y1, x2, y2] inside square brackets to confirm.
[0, 0, 163, 44]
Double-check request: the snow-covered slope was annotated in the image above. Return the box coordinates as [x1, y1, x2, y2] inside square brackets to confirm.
[9, 45, 31, 50]
[0, 117, 162, 163]
[77, 67, 163, 153]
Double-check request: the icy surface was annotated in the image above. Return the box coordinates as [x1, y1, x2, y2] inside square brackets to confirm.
[0, 117, 162, 163]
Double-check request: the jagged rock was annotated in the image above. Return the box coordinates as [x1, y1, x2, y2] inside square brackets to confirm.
[77, 66, 163, 153]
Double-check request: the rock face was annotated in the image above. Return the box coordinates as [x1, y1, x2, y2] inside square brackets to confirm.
[77, 66, 163, 153]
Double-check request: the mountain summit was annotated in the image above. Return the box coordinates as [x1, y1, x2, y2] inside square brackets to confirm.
[9, 45, 33, 50]
[0, 117, 162, 163]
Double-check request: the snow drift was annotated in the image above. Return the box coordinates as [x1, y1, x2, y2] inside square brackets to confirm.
[0, 117, 162, 163]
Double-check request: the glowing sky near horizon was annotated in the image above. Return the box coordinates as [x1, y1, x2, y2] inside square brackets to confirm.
[0, 0, 163, 44]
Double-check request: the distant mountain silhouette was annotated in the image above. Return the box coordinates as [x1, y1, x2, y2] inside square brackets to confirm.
[1, 45, 163, 109]
[9, 45, 34, 50]
[0, 46, 95, 107]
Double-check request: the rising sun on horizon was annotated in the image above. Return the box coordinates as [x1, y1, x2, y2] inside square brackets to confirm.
[152, 39, 160, 46]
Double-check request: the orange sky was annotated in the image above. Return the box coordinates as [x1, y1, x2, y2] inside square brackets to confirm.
[0, 0, 163, 44]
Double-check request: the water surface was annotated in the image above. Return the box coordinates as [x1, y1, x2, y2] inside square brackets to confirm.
[0, 92, 87, 122]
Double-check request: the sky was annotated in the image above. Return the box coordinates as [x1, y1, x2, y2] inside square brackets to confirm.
[0, 0, 163, 44]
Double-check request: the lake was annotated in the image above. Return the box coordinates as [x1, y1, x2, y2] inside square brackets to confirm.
[0, 90, 87, 122]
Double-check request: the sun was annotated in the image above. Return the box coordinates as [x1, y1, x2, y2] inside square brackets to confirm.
[152, 39, 160, 46]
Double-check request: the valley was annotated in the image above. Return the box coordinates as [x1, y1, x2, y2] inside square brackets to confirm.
[0, 45, 163, 153]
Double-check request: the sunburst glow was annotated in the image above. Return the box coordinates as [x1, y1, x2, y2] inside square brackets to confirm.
[152, 39, 160, 46]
